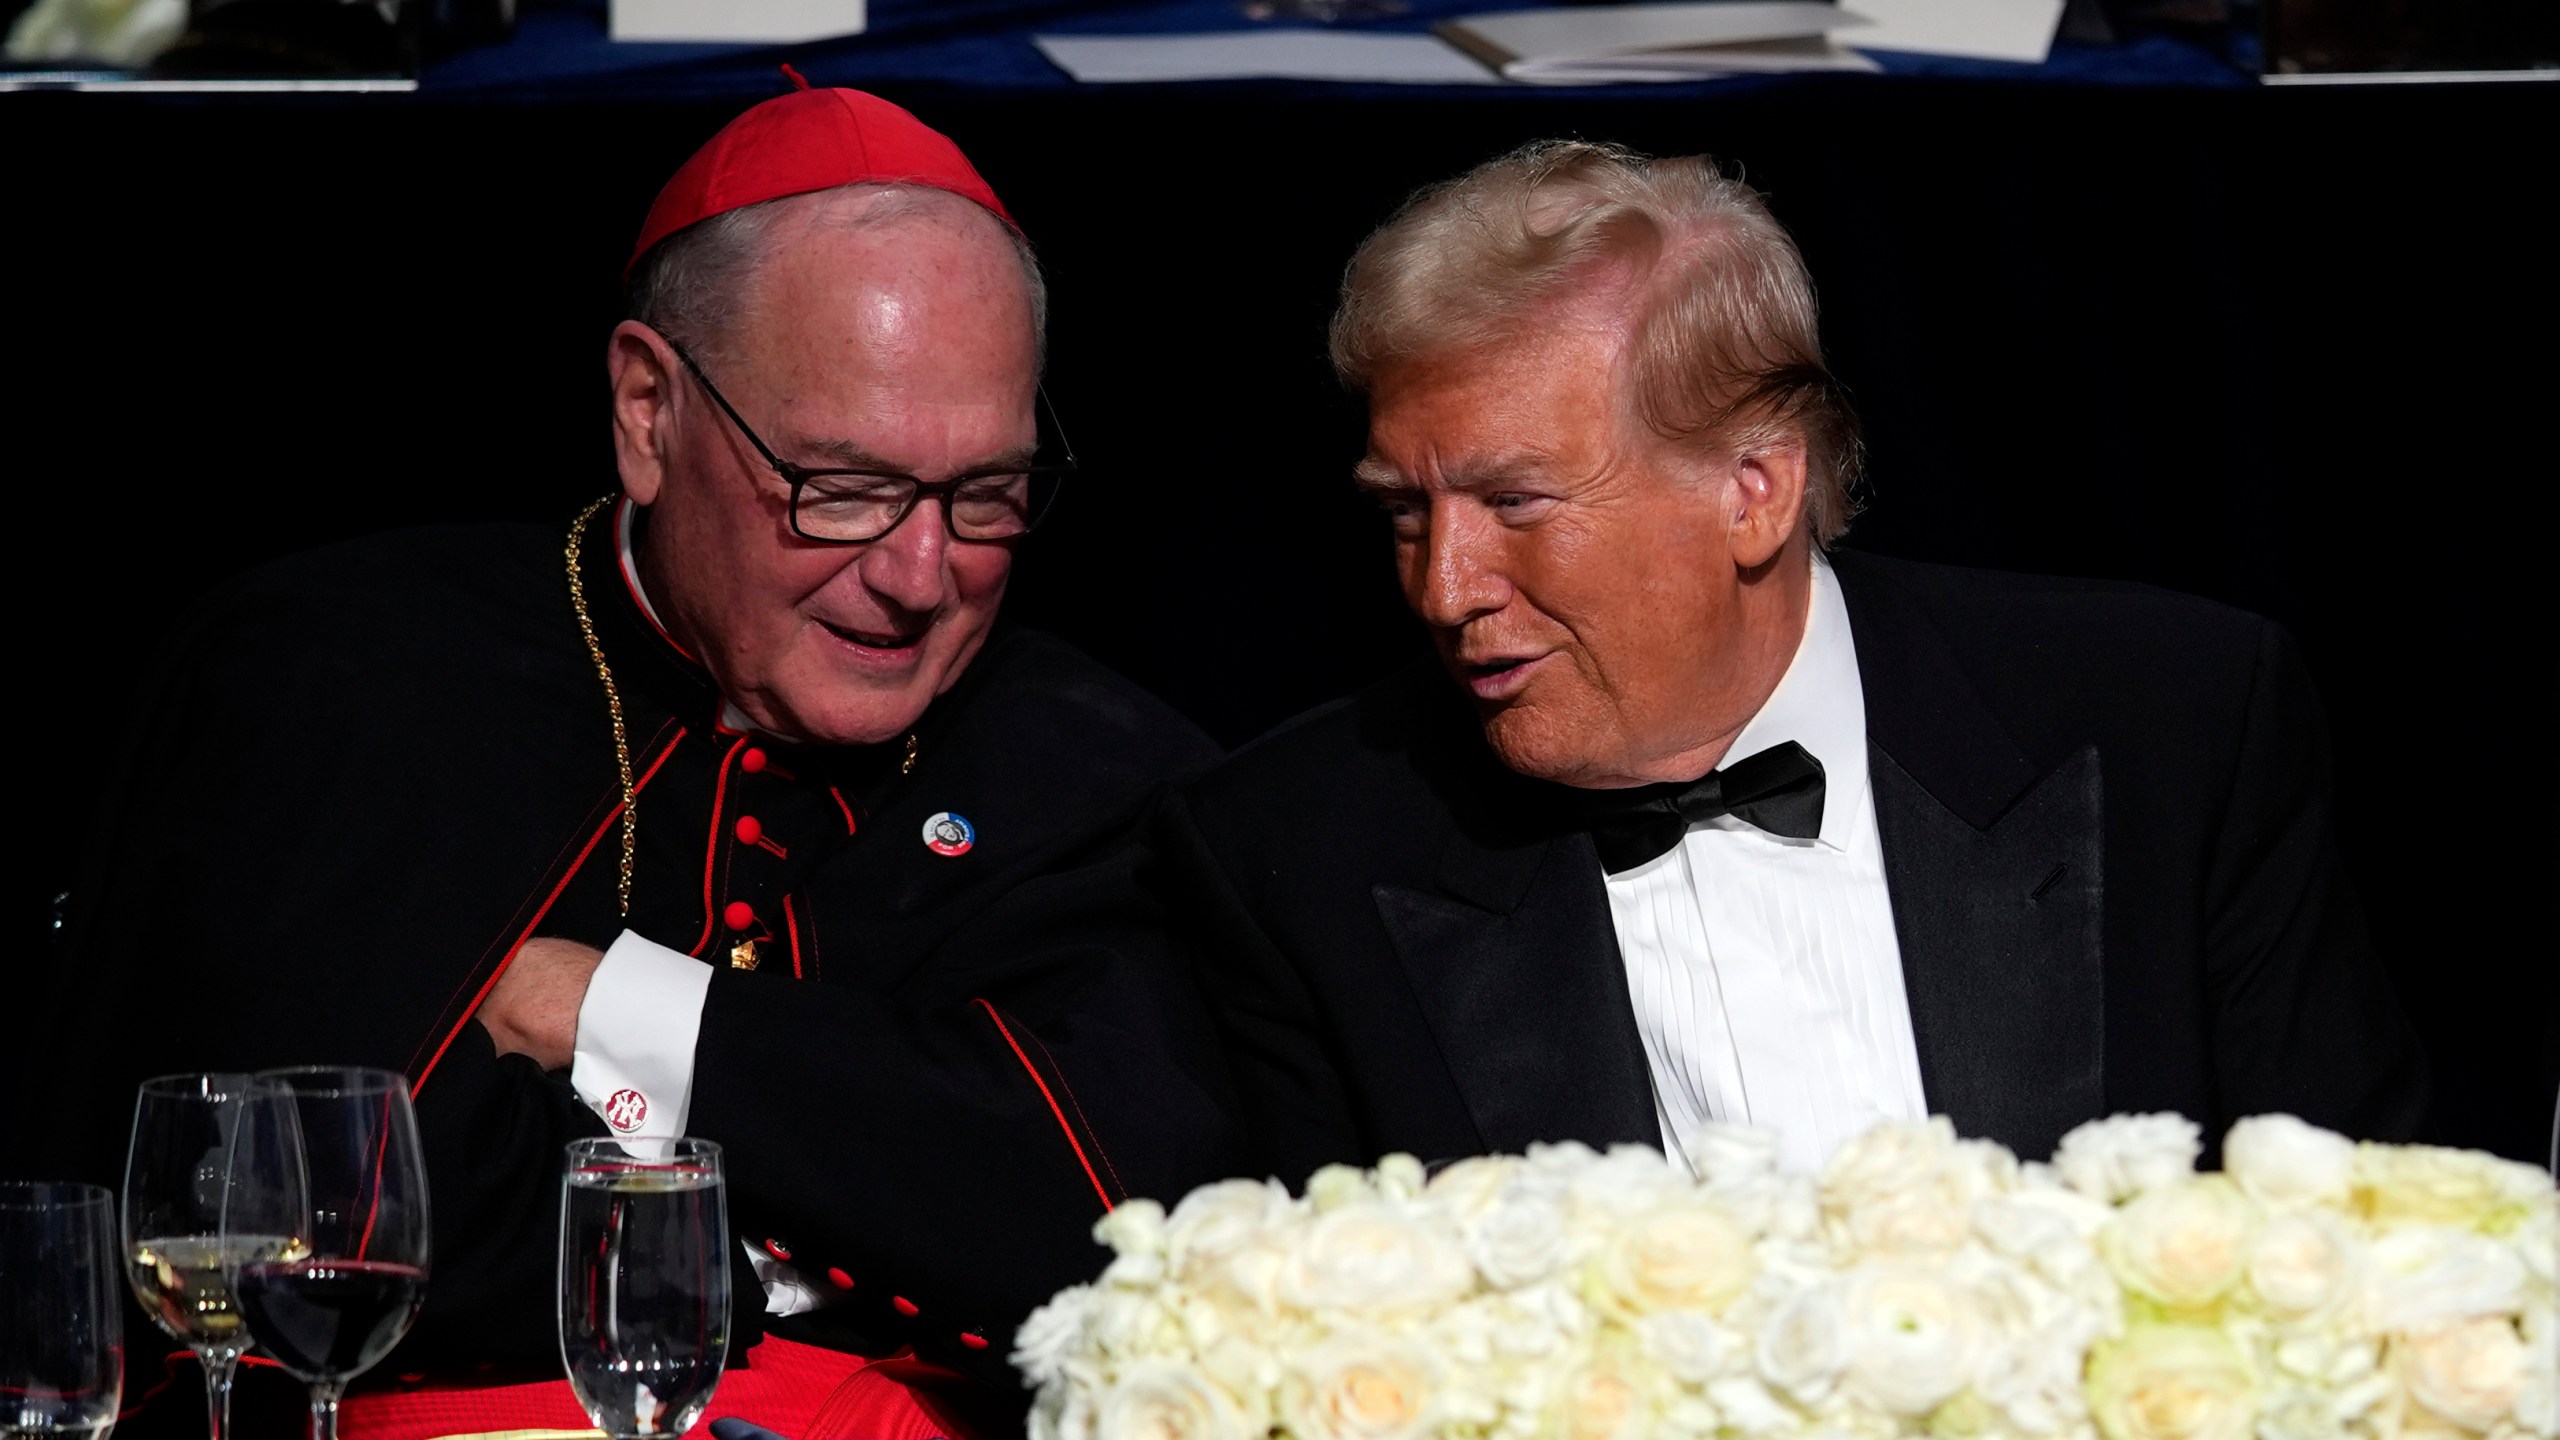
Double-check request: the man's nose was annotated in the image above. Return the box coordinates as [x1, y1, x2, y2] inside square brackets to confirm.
[1410, 503, 1507, 630]
[857, 498, 951, 612]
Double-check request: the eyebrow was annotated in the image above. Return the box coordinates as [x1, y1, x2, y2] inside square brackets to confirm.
[1351, 451, 1554, 493]
[798, 437, 1043, 474]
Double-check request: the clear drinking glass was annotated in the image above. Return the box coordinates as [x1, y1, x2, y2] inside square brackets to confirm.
[222, 1067, 430, 1440]
[122, 1075, 296, 1440]
[0, 1181, 125, 1440]
[558, 1137, 730, 1440]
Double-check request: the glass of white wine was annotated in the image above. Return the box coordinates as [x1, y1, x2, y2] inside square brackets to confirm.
[122, 1075, 301, 1440]
[0, 1181, 124, 1440]
[559, 1137, 730, 1440]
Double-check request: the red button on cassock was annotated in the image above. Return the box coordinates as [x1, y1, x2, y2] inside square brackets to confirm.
[734, 816, 762, 845]
[891, 1296, 919, 1317]
[765, 1239, 792, 1261]
[741, 747, 768, 774]
[827, 1267, 854, 1290]
[724, 900, 757, 931]
[958, 1332, 990, 1352]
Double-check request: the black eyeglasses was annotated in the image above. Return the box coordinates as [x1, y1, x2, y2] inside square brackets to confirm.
[665, 337, 1074, 544]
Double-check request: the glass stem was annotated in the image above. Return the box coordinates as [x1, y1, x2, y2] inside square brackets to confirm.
[309, 1379, 345, 1440]
[199, 1349, 240, 1440]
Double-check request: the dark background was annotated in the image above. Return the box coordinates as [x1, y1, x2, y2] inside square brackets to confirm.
[7, 76, 2554, 1165]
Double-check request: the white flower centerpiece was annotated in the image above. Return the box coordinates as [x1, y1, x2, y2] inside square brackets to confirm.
[1014, 1115, 2558, 1440]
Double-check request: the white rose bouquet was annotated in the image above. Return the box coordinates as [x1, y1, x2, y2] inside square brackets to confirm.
[1015, 1117, 2558, 1440]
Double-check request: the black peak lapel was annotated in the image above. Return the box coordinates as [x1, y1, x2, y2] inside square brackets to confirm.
[1871, 743, 2105, 1161]
[1837, 553, 2106, 1159]
[1375, 828, 1660, 1157]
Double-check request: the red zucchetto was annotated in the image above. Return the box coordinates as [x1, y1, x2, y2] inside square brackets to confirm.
[626, 70, 1013, 277]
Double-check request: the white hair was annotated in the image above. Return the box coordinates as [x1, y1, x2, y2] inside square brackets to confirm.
[1333, 140, 1862, 544]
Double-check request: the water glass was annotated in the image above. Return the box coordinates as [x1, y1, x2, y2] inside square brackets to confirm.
[559, 1137, 730, 1440]
[1, 1181, 125, 1440]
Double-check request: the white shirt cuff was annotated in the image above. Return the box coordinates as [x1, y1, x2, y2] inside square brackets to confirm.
[570, 930, 713, 1142]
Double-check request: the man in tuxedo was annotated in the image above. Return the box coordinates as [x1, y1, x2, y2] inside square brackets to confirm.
[1159, 140, 2425, 1184]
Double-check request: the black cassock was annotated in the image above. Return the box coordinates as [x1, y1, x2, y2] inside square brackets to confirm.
[27, 508, 1242, 1395]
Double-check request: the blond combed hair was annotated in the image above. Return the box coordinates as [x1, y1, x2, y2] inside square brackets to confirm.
[1330, 141, 1863, 545]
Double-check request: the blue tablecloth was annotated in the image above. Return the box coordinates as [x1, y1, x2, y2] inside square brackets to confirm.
[420, 0, 2255, 98]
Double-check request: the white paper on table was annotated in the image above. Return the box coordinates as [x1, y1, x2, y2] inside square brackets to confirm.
[1437, 1, 1858, 73]
[1834, 0, 2064, 62]
[1508, 35, 1879, 81]
[1035, 30, 1501, 83]
[611, 0, 865, 43]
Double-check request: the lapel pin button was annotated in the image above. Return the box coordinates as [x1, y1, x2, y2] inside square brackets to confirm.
[922, 812, 974, 857]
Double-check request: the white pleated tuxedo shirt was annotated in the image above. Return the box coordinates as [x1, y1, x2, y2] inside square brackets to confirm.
[1604, 555, 1929, 1176]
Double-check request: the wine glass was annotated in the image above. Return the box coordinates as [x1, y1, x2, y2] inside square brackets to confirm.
[558, 1137, 730, 1440]
[122, 1075, 295, 1440]
[222, 1067, 430, 1440]
[0, 1181, 125, 1440]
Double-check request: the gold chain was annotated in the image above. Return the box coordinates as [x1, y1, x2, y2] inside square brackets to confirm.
[566, 497, 637, 916]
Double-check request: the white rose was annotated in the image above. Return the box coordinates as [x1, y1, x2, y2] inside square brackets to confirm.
[2086, 1324, 2258, 1440]
[1013, 1285, 1100, 1388]
[2106, 1178, 2259, 1310]
[2355, 1145, 2553, 1232]
[1279, 1204, 1473, 1317]
[2055, 1115, 2202, 1204]
[2362, 1227, 2526, 1335]
[1975, 1333, 2092, 1436]
[1838, 1261, 1984, 1415]
[1568, 1145, 1691, 1219]
[1375, 1154, 1428, 1202]
[1640, 1310, 1734, 1385]
[1469, 1190, 1574, 1290]
[2247, 1211, 2361, 1320]
[1596, 1200, 1758, 1316]
[1853, 1190, 1975, 1258]
[1093, 1286, 1186, 1360]
[1097, 1198, 1171, 1260]
[2223, 1117, 2355, 1213]
[1710, 1376, 1805, 1436]
[1165, 1179, 1290, 1282]
[1306, 1164, 1375, 1213]
[1284, 1332, 1443, 1440]
[1426, 1156, 1522, 1219]
[1756, 1284, 1851, 1404]
[2399, 1316, 2531, 1431]
[2252, 1387, 2346, 1440]
[1558, 1347, 1663, 1440]
[1826, 1118, 1959, 1214]
[1097, 1358, 1252, 1440]
[1688, 1124, 1783, 1186]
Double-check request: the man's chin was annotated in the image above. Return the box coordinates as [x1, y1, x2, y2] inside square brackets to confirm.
[1480, 706, 1608, 788]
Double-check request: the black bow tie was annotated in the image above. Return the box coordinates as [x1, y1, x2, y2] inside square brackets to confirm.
[1578, 741, 1827, 874]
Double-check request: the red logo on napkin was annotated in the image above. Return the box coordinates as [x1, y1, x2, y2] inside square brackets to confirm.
[604, 1088, 649, 1133]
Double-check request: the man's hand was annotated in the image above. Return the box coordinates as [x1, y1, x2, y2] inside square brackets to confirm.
[477, 937, 605, 1071]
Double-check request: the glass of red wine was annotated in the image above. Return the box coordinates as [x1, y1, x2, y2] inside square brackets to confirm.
[220, 1067, 430, 1440]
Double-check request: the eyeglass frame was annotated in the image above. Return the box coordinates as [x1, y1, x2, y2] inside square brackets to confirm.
[661, 333, 1076, 545]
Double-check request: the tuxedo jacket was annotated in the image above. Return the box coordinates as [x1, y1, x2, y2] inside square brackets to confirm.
[1157, 550, 2427, 1185]
[26, 516, 1242, 1397]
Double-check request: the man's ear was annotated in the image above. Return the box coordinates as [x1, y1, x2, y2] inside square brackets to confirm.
[1729, 436, 1809, 569]
[608, 321, 678, 506]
